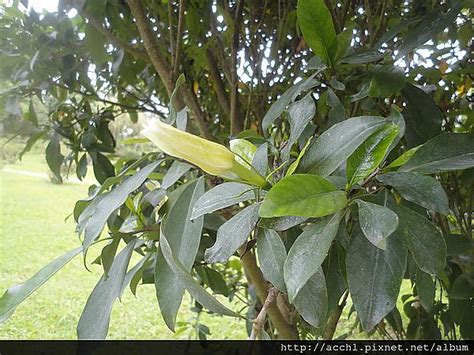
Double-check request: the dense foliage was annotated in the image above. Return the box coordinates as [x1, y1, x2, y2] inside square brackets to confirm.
[1, 0, 473, 340]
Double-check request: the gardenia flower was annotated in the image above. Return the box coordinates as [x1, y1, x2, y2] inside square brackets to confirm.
[142, 119, 266, 187]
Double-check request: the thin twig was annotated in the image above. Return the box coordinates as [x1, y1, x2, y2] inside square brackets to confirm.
[230, 0, 245, 135]
[249, 287, 279, 340]
[173, 0, 185, 81]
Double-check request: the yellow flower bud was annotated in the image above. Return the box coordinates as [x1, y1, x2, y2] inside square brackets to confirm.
[142, 118, 235, 176]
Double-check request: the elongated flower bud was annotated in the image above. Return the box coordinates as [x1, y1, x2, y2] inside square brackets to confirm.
[141, 119, 266, 187]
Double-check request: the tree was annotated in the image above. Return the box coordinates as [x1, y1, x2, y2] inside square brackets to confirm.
[0, 0, 473, 340]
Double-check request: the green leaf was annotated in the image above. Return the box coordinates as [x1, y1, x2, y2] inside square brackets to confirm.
[416, 269, 435, 312]
[205, 203, 260, 263]
[26, 100, 38, 126]
[262, 74, 318, 133]
[377, 172, 449, 214]
[368, 66, 406, 98]
[284, 212, 343, 302]
[19, 131, 47, 160]
[78, 161, 161, 252]
[355, 199, 399, 250]
[390, 203, 446, 276]
[347, 230, 407, 332]
[167, 74, 186, 125]
[401, 84, 443, 147]
[230, 139, 257, 166]
[257, 229, 287, 292]
[258, 216, 307, 231]
[259, 175, 346, 218]
[298, 116, 388, 176]
[155, 178, 205, 331]
[293, 267, 328, 328]
[282, 93, 316, 161]
[400, 133, 474, 174]
[191, 182, 255, 220]
[84, 24, 107, 65]
[91, 152, 115, 184]
[341, 51, 385, 64]
[195, 266, 229, 297]
[251, 143, 268, 176]
[45, 132, 64, 183]
[297, 0, 337, 65]
[159, 229, 239, 318]
[334, 27, 353, 61]
[346, 124, 399, 187]
[396, 3, 462, 59]
[385, 146, 421, 169]
[0, 246, 82, 322]
[161, 161, 192, 189]
[77, 240, 140, 339]
[76, 154, 88, 180]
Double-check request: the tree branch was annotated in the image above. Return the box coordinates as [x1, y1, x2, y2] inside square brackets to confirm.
[205, 49, 231, 118]
[249, 287, 278, 340]
[168, 1, 176, 68]
[172, 0, 185, 81]
[230, 0, 245, 135]
[239, 248, 299, 339]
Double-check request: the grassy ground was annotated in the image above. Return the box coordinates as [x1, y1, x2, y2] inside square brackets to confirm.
[0, 153, 246, 339]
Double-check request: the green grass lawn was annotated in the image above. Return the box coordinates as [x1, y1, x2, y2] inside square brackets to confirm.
[0, 154, 246, 339]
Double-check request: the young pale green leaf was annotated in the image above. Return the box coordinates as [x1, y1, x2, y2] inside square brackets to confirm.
[257, 229, 287, 292]
[297, 0, 337, 65]
[159, 230, 239, 318]
[377, 172, 449, 214]
[261, 73, 318, 133]
[281, 94, 316, 161]
[77, 239, 138, 339]
[400, 133, 474, 174]
[251, 143, 269, 176]
[298, 116, 388, 176]
[385, 146, 421, 169]
[0, 246, 82, 323]
[230, 139, 257, 167]
[346, 124, 400, 187]
[78, 161, 161, 253]
[401, 84, 443, 147]
[205, 204, 260, 264]
[191, 182, 255, 220]
[347, 230, 407, 332]
[355, 199, 399, 250]
[284, 212, 343, 302]
[259, 175, 347, 218]
[293, 268, 328, 328]
[390, 203, 447, 276]
[155, 178, 205, 331]
[161, 160, 192, 189]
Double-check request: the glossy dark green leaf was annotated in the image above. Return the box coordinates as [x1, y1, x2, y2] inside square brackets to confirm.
[205, 204, 260, 263]
[161, 160, 192, 189]
[298, 116, 388, 176]
[77, 239, 138, 339]
[284, 212, 343, 302]
[45, 132, 64, 183]
[341, 51, 385, 64]
[159, 229, 239, 318]
[297, 0, 337, 65]
[355, 200, 399, 250]
[401, 84, 443, 147]
[293, 268, 328, 328]
[257, 229, 287, 292]
[400, 133, 474, 174]
[78, 161, 161, 252]
[155, 178, 204, 331]
[76, 153, 88, 181]
[91, 152, 115, 184]
[396, 3, 462, 59]
[347, 230, 407, 332]
[416, 269, 435, 312]
[259, 175, 347, 218]
[323, 246, 346, 314]
[191, 182, 255, 220]
[0, 246, 82, 322]
[390, 203, 446, 276]
[195, 266, 229, 297]
[281, 94, 316, 161]
[368, 66, 406, 98]
[377, 172, 449, 214]
[262, 74, 318, 133]
[258, 216, 307, 231]
[347, 124, 399, 187]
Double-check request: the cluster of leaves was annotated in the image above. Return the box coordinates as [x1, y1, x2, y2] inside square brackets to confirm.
[1, 0, 473, 340]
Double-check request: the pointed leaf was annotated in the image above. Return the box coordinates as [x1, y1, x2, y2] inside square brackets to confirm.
[347, 230, 407, 332]
[252, 143, 269, 176]
[284, 212, 343, 302]
[257, 229, 287, 292]
[298, 116, 388, 176]
[355, 199, 399, 250]
[259, 175, 347, 218]
[161, 161, 192, 189]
